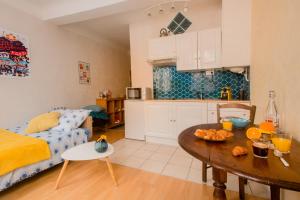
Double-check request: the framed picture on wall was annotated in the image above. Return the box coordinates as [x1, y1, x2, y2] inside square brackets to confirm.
[78, 61, 91, 84]
[0, 27, 30, 77]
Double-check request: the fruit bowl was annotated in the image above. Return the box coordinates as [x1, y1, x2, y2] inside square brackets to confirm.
[230, 117, 250, 128]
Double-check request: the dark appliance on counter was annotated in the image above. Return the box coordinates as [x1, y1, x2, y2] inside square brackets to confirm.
[238, 89, 247, 100]
[126, 87, 152, 100]
[126, 87, 141, 99]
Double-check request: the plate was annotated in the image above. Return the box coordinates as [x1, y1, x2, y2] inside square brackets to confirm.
[194, 129, 233, 142]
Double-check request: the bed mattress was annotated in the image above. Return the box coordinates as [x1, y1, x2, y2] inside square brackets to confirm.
[0, 125, 88, 191]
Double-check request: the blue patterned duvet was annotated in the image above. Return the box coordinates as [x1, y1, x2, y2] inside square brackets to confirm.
[0, 125, 88, 191]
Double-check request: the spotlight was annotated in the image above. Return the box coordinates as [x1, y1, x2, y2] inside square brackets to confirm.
[159, 8, 164, 14]
[171, 1, 175, 10]
[183, 1, 188, 12]
[145, 0, 189, 16]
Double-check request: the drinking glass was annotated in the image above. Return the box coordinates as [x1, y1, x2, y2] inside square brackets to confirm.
[271, 133, 292, 153]
[222, 119, 233, 131]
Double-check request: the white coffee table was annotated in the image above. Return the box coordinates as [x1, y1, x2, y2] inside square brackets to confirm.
[55, 141, 117, 189]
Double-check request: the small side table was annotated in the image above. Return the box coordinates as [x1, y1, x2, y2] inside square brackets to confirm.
[55, 142, 117, 189]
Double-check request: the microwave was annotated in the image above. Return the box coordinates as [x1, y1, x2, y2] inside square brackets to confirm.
[126, 87, 152, 100]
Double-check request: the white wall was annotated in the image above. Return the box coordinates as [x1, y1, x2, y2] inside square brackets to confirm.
[251, 1, 300, 199]
[0, 3, 130, 128]
[129, 0, 221, 88]
[251, 0, 300, 136]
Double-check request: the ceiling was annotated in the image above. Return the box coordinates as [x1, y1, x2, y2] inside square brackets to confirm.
[2, 0, 215, 49]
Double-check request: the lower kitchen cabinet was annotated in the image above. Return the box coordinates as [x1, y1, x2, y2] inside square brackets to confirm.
[145, 102, 207, 145]
[125, 101, 251, 146]
[125, 100, 145, 140]
[208, 110, 218, 123]
[174, 102, 207, 137]
[145, 102, 173, 139]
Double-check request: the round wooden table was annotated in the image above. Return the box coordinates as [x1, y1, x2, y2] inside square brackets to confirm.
[178, 123, 300, 200]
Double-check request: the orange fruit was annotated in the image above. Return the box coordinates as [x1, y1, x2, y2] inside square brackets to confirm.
[246, 127, 262, 140]
[259, 121, 276, 134]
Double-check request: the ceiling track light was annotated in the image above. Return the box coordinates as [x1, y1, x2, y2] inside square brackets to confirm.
[183, 1, 188, 12]
[159, 4, 164, 14]
[145, 0, 189, 17]
[171, 0, 176, 10]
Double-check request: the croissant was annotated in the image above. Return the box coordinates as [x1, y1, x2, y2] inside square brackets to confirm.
[194, 129, 206, 137]
[232, 146, 248, 157]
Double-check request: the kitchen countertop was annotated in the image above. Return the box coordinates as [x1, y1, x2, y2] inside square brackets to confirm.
[127, 99, 251, 103]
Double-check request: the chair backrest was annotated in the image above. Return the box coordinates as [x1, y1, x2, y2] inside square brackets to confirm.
[216, 103, 256, 125]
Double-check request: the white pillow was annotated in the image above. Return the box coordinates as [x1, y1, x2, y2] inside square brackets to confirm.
[50, 109, 91, 132]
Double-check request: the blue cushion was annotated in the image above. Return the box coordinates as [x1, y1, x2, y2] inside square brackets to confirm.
[82, 105, 103, 112]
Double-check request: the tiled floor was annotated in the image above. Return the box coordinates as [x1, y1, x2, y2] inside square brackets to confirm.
[110, 139, 270, 199]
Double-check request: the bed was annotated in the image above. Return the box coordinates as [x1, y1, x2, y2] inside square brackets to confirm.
[0, 116, 93, 192]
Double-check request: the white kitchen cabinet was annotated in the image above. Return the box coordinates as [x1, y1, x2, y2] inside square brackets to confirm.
[176, 29, 221, 71]
[174, 102, 207, 137]
[221, 0, 251, 67]
[198, 28, 221, 69]
[176, 32, 198, 71]
[145, 102, 207, 145]
[145, 102, 173, 138]
[207, 110, 218, 123]
[125, 100, 145, 140]
[148, 35, 176, 61]
[125, 101, 252, 144]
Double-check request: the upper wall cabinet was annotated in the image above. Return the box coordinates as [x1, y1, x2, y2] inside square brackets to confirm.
[221, 0, 251, 67]
[148, 35, 176, 61]
[176, 29, 221, 71]
[198, 28, 221, 69]
[176, 32, 198, 71]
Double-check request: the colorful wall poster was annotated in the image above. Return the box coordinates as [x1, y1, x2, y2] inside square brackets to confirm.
[0, 27, 30, 77]
[78, 61, 91, 84]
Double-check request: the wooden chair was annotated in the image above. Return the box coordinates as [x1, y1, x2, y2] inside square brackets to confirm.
[216, 103, 256, 126]
[202, 103, 256, 200]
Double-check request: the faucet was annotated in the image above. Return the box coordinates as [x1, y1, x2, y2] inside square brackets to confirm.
[196, 91, 204, 100]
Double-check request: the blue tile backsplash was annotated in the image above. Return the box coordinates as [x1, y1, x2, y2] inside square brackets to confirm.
[153, 66, 250, 100]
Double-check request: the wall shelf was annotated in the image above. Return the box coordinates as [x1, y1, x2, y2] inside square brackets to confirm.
[96, 97, 125, 129]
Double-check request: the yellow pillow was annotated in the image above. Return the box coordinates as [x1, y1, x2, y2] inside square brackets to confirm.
[25, 112, 60, 134]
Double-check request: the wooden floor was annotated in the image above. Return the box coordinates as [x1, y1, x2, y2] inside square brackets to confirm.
[0, 160, 265, 200]
[0, 126, 265, 200]
[92, 125, 125, 143]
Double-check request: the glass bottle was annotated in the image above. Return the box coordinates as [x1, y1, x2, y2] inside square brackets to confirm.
[265, 90, 279, 128]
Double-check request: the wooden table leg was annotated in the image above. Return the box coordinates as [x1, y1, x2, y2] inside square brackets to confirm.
[270, 185, 280, 200]
[105, 157, 118, 186]
[238, 177, 246, 200]
[55, 160, 69, 189]
[202, 162, 207, 182]
[212, 167, 227, 200]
